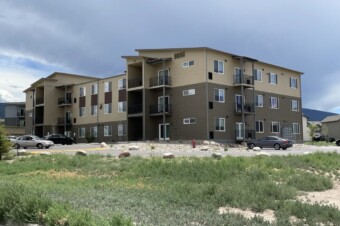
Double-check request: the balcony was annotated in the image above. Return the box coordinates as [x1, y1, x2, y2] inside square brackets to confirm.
[128, 79, 143, 89]
[149, 104, 172, 116]
[235, 130, 255, 141]
[234, 74, 254, 87]
[57, 117, 72, 125]
[235, 103, 255, 114]
[128, 104, 143, 115]
[58, 98, 72, 106]
[36, 98, 44, 105]
[35, 117, 44, 125]
[150, 76, 171, 88]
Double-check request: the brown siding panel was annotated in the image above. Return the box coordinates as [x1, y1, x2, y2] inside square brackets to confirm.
[119, 89, 126, 102]
[79, 96, 85, 107]
[105, 92, 112, 104]
[91, 94, 98, 106]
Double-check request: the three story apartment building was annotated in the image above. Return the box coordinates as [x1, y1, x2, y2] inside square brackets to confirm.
[24, 47, 303, 143]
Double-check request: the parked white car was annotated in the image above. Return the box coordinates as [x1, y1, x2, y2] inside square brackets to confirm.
[11, 135, 54, 149]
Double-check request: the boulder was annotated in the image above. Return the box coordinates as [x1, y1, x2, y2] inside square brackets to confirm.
[75, 150, 87, 156]
[202, 140, 210, 145]
[211, 153, 222, 159]
[163, 153, 174, 159]
[100, 142, 107, 148]
[118, 152, 131, 158]
[200, 146, 209, 151]
[252, 147, 261, 152]
[17, 150, 27, 156]
[303, 151, 311, 155]
[39, 151, 51, 156]
[129, 145, 139, 151]
[255, 151, 270, 156]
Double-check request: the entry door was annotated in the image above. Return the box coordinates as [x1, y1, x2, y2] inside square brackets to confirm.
[234, 67, 242, 83]
[235, 95, 243, 112]
[158, 96, 169, 113]
[66, 111, 72, 124]
[236, 122, 245, 140]
[159, 123, 170, 140]
[158, 69, 169, 85]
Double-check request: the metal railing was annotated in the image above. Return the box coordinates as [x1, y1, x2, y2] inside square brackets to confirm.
[128, 104, 143, 114]
[235, 103, 255, 113]
[128, 79, 143, 89]
[36, 98, 44, 105]
[235, 130, 255, 140]
[234, 74, 254, 86]
[57, 97, 72, 105]
[57, 117, 72, 125]
[150, 76, 171, 87]
[149, 104, 171, 115]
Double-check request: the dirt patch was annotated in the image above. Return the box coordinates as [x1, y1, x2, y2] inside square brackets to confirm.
[297, 180, 340, 209]
[23, 170, 86, 179]
[218, 207, 276, 223]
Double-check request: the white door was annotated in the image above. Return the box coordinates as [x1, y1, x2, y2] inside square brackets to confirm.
[159, 123, 170, 140]
[236, 122, 245, 140]
[158, 96, 169, 113]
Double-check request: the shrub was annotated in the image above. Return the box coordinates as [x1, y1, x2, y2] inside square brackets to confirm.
[85, 132, 95, 143]
[0, 125, 12, 160]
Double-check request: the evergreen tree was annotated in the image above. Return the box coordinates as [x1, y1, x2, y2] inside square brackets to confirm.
[0, 125, 11, 160]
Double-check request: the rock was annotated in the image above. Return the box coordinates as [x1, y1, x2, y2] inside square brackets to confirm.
[129, 145, 139, 151]
[211, 153, 222, 159]
[39, 152, 51, 156]
[75, 150, 87, 156]
[163, 153, 174, 159]
[100, 142, 107, 148]
[17, 150, 27, 156]
[202, 140, 210, 145]
[118, 152, 131, 158]
[200, 146, 209, 151]
[253, 147, 261, 151]
[210, 141, 217, 145]
[255, 151, 270, 156]
[303, 151, 311, 155]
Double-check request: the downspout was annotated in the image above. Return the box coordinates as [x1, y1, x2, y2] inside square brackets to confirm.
[240, 58, 245, 141]
[162, 59, 166, 141]
[205, 49, 209, 139]
[97, 80, 99, 142]
[64, 85, 67, 136]
[252, 62, 256, 139]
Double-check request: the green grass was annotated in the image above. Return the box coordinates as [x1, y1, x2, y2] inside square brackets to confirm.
[304, 141, 336, 146]
[1, 153, 340, 225]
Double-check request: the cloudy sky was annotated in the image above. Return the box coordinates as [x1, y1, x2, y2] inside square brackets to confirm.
[1, 0, 340, 112]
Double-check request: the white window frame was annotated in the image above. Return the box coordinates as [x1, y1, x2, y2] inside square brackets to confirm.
[183, 89, 196, 96]
[80, 87, 86, 97]
[118, 124, 126, 136]
[90, 126, 98, 138]
[214, 88, 225, 103]
[256, 94, 263, 107]
[271, 122, 280, 133]
[183, 118, 196, 125]
[182, 60, 194, 68]
[92, 84, 98, 95]
[256, 120, 264, 133]
[270, 97, 279, 109]
[104, 125, 112, 136]
[104, 103, 112, 114]
[91, 105, 98, 116]
[78, 127, 85, 138]
[254, 69, 262, 82]
[79, 107, 85, 117]
[290, 77, 298, 88]
[118, 79, 126, 90]
[118, 101, 126, 113]
[104, 81, 112, 92]
[291, 100, 299, 111]
[214, 60, 224, 74]
[292, 123, 300, 134]
[269, 73, 278, 85]
[215, 118, 225, 132]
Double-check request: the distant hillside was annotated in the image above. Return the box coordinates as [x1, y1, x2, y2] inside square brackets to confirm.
[0, 103, 5, 119]
[302, 108, 338, 121]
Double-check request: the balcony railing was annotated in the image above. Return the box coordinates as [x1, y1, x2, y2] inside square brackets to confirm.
[234, 74, 254, 86]
[235, 103, 255, 114]
[58, 98, 72, 105]
[150, 76, 171, 87]
[150, 104, 172, 115]
[235, 130, 255, 140]
[57, 117, 72, 125]
[35, 117, 44, 124]
[128, 104, 143, 114]
[36, 98, 44, 105]
[128, 79, 143, 89]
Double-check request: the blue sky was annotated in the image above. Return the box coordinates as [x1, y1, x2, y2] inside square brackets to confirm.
[1, 0, 340, 113]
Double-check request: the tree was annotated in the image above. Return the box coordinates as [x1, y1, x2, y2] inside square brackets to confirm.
[0, 125, 11, 160]
[308, 123, 318, 142]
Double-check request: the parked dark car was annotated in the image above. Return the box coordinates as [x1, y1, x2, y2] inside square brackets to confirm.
[45, 134, 74, 145]
[336, 139, 340, 146]
[313, 135, 335, 142]
[247, 136, 293, 150]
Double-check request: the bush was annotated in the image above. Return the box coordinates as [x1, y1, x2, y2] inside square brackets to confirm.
[0, 125, 12, 160]
[85, 132, 95, 143]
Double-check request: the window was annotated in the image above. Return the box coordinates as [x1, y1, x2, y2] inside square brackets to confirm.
[292, 123, 300, 134]
[80, 87, 86, 97]
[270, 97, 279, 109]
[256, 121, 264, 133]
[79, 107, 85, 117]
[214, 88, 225, 103]
[291, 100, 299, 111]
[118, 79, 126, 90]
[214, 60, 224, 74]
[90, 126, 98, 138]
[269, 73, 278, 84]
[183, 89, 195, 96]
[271, 122, 280, 133]
[104, 125, 112, 136]
[290, 78, 298, 88]
[104, 103, 112, 114]
[215, 118, 225, 131]
[256, 95, 263, 107]
[254, 69, 262, 81]
[91, 105, 98, 116]
[92, 84, 98, 95]
[182, 61, 194, 68]
[78, 127, 85, 138]
[183, 118, 196, 124]
[104, 81, 112, 92]
[174, 51, 185, 59]
[118, 124, 125, 136]
[118, 101, 126, 112]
